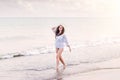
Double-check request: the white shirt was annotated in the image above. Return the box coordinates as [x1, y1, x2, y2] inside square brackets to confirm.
[55, 34, 69, 48]
[52, 27, 69, 48]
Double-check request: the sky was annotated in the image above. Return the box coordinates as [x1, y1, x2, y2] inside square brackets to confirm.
[0, 0, 119, 17]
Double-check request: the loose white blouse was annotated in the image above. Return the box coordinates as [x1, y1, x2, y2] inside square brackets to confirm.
[52, 28, 69, 48]
[55, 34, 69, 48]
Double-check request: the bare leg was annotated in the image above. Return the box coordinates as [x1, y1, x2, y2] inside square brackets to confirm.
[59, 56, 66, 69]
[56, 48, 59, 71]
[58, 48, 66, 69]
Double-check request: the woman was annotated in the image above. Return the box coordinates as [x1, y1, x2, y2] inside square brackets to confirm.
[52, 25, 71, 71]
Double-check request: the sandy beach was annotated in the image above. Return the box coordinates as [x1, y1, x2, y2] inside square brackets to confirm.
[64, 58, 120, 80]
[0, 47, 120, 80]
[0, 36, 120, 80]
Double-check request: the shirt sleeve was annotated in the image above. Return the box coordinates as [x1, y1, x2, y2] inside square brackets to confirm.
[63, 35, 69, 46]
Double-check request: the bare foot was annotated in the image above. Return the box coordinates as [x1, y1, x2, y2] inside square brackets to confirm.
[56, 67, 59, 72]
[63, 65, 66, 70]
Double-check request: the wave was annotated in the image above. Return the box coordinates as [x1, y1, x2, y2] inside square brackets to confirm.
[0, 46, 55, 60]
[0, 38, 120, 80]
[0, 37, 120, 60]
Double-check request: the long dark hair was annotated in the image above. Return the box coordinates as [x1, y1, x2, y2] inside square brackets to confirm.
[55, 25, 65, 37]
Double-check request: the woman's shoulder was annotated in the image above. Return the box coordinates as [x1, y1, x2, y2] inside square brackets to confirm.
[61, 34, 67, 37]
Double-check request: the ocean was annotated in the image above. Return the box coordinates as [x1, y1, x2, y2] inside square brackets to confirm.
[0, 17, 120, 58]
[0, 17, 120, 80]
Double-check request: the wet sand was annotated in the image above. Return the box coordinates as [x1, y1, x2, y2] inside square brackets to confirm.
[0, 53, 120, 80]
[64, 58, 120, 80]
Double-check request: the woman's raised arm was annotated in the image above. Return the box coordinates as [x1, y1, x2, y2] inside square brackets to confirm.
[51, 27, 56, 33]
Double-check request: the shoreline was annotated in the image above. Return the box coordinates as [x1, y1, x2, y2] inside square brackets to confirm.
[0, 54, 120, 80]
[64, 58, 120, 80]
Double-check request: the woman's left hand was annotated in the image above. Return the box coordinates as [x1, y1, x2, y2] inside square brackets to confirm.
[69, 47, 71, 52]
[67, 45, 71, 52]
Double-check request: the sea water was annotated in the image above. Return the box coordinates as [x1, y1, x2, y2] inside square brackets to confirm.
[0, 17, 120, 80]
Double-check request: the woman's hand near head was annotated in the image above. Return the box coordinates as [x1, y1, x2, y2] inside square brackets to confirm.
[52, 27, 56, 30]
[67, 45, 71, 52]
[52, 27, 56, 33]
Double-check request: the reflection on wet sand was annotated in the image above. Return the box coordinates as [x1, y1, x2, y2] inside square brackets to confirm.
[56, 68, 65, 80]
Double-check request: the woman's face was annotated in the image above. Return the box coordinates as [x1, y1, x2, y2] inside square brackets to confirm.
[59, 26, 63, 31]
